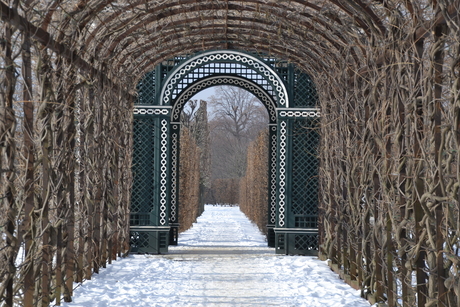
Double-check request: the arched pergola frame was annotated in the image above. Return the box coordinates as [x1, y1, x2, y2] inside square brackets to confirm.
[130, 50, 320, 254]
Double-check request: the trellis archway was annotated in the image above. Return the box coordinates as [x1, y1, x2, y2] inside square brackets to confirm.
[130, 50, 320, 255]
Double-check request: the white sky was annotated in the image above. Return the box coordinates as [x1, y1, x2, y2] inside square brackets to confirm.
[190, 87, 216, 102]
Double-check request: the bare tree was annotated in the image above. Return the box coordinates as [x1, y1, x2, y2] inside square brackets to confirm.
[210, 86, 267, 140]
[208, 86, 268, 180]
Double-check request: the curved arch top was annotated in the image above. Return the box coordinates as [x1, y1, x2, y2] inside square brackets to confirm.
[160, 50, 290, 108]
[171, 75, 277, 123]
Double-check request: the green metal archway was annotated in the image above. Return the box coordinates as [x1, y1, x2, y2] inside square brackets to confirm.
[130, 50, 320, 255]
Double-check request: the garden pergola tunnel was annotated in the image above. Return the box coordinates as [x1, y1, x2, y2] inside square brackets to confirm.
[0, 1, 459, 306]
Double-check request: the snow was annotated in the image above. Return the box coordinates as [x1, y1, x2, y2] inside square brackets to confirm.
[62, 205, 370, 307]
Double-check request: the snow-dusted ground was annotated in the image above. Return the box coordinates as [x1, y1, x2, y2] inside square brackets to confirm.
[62, 205, 370, 307]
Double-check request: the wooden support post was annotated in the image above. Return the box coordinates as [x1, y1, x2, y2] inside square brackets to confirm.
[396, 64, 409, 305]
[1, 22, 17, 307]
[38, 53, 53, 304]
[433, 23, 447, 307]
[413, 186, 428, 307]
[386, 213, 394, 306]
[93, 180, 102, 274]
[85, 86, 95, 279]
[55, 224, 63, 305]
[93, 90, 103, 273]
[77, 211, 84, 283]
[413, 34, 428, 307]
[112, 143, 120, 261]
[349, 241, 357, 282]
[64, 84, 76, 302]
[76, 88, 84, 282]
[87, 196, 95, 278]
[76, 88, 86, 283]
[102, 195, 108, 268]
[21, 28, 35, 307]
[372, 173, 384, 302]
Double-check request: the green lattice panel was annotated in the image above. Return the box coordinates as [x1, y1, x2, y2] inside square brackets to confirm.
[130, 230, 169, 254]
[294, 234, 319, 250]
[136, 71, 156, 105]
[169, 61, 277, 103]
[293, 72, 318, 107]
[276, 232, 319, 255]
[160, 59, 183, 78]
[131, 117, 155, 226]
[274, 62, 289, 82]
[290, 118, 319, 228]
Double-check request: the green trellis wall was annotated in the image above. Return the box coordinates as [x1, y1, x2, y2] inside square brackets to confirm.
[130, 50, 320, 255]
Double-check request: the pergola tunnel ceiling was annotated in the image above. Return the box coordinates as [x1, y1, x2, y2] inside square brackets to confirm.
[3, 1, 457, 91]
[0, 0, 411, 89]
[1, 1, 460, 307]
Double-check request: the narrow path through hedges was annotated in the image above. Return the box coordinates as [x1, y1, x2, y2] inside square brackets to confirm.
[63, 206, 370, 307]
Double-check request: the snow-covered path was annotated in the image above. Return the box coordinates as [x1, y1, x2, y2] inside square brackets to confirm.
[63, 205, 370, 307]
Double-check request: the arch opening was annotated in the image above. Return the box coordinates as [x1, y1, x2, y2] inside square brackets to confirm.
[177, 86, 269, 239]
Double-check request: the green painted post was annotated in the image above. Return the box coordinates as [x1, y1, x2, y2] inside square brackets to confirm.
[275, 113, 320, 255]
[130, 110, 172, 254]
[169, 123, 181, 245]
[267, 125, 278, 247]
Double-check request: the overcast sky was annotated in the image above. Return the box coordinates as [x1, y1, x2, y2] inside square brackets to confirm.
[190, 87, 216, 102]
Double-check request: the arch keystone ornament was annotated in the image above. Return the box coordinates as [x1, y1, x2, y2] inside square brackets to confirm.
[131, 50, 320, 255]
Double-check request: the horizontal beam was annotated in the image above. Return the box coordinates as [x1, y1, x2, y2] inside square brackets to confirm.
[274, 228, 319, 234]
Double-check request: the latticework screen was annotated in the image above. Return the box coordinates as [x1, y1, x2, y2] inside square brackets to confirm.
[294, 233, 319, 251]
[136, 71, 156, 105]
[290, 118, 319, 228]
[293, 72, 318, 107]
[130, 117, 156, 226]
[170, 61, 276, 102]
